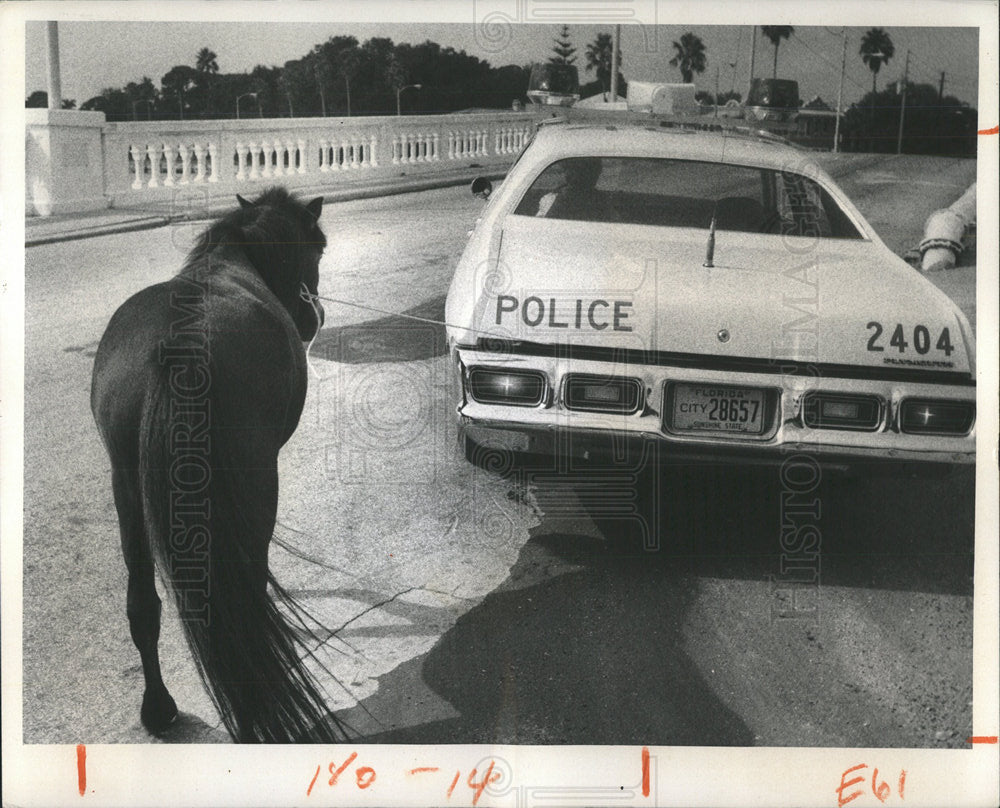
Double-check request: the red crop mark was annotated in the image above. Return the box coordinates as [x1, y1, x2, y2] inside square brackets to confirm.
[446, 771, 460, 798]
[641, 747, 650, 797]
[967, 735, 999, 743]
[409, 767, 440, 775]
[306, 765, 321, 796]
[76, 744, 86, 796]
[977, 125, 999, 135]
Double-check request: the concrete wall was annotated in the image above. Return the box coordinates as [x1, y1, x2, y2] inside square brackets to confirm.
[25, 109, 107, 216]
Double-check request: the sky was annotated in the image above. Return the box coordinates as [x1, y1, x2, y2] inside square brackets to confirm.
[24, 20, 981, 111]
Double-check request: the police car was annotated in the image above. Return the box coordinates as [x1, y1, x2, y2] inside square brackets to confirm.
[444, 115, 976, 471]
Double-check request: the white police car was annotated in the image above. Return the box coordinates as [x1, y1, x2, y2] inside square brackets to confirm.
[444, 116, 976, 471]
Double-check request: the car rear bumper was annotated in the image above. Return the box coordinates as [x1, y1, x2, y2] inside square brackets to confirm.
[459, 418, 972, 475]
[452, 347, 976, 472]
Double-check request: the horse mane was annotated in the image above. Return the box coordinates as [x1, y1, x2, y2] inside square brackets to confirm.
[182, 187, 326, 287]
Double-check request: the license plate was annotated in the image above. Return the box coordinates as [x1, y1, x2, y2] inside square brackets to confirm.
[670, 384, 766, 434]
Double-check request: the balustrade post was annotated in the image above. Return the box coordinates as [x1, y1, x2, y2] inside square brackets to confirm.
[129, 144, 144, 189]
[272, 139, 284, 176]
[261, 142, 274, 178]
[207, 142, 219, 183]
[236, 143, 248, 180]
[249, 143, 261, 180]
[432, 133, 440, 161]
[162, 144, 176, 186]
[296, 139, 307, 174]
[144, 143, 160, 188]
[319, 140, 329, 172]
[350, 139, 360, 169]
[391, 135, 400, 164]
[178, 143, 192, 184]
[369, 134, 378, 167]
[193, 143, 206, 183]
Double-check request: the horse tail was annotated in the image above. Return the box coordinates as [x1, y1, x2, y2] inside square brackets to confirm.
[137, 368, 347, 743]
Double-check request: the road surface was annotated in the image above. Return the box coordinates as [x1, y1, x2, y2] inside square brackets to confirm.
[21, 152, 977, 746]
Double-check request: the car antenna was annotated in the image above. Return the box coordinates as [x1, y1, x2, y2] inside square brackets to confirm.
[704, 116, 731, 268]
[703, 211, 717, 267]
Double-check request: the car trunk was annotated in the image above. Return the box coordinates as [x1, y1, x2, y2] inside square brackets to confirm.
[474, 214, 972, 376]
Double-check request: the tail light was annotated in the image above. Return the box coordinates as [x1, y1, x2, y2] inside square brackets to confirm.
[900, 398, 975, 436]
[467, 368, 546, 406]
[565, 375, 642, 414]
[803, 393, 882, 431]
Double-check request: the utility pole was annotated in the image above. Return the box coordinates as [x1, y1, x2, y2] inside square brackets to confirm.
[714, 65, 720, 117]
[609, 24, 619, 101]
[46, 21, 63, 109]
[747, 25, 757, 101]
[896, 49, 910, 155]
[833, 29, 847, 152]
[936, 71, 945, 131]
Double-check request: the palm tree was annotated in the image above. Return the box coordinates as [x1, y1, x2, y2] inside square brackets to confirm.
[669, 32, 707, 84]
[195, 47, 219, 75]
[760, 26, 793, 78]
[195, 48, 219, 115]
[585, 33, 616, 96]
[859, 27, 895, 94]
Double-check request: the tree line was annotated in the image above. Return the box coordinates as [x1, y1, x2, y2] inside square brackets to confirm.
[27, 38, 532, 121]
[25, 26, 975, 156]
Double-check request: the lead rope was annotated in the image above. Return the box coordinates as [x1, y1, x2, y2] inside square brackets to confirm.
[298, 286, 515, 353]
[299, 283, 323, 378]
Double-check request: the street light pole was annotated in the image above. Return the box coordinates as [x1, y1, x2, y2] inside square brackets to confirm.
[610, 24, 620, 102]
[896, 49, 910, 155]
[396, 83, 422, 116]
[747, 25, 757, 102]
[833, 29, 847, 153]
[131, 99, 153, 121]
[236, 92, 258, 120]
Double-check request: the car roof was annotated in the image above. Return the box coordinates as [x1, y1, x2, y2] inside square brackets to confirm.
[527, 120, 813, 171]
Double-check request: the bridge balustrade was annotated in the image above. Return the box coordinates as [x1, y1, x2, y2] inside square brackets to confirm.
[94, 113, 537, 210]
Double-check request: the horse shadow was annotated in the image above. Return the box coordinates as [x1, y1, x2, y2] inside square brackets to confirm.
[311, 294, 447, 364]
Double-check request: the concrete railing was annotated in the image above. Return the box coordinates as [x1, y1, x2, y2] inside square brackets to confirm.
[26, 109, 541, 215]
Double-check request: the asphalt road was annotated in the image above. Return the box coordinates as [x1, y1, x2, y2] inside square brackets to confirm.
[21, 153, 977, 747]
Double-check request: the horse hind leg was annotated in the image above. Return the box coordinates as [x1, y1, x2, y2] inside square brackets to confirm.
[112, 467, 178, 733]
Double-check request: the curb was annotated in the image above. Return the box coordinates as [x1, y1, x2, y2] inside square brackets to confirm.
[25, 168, 508, 248]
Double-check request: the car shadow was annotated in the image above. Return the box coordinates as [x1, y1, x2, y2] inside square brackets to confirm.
[329, 456, 973, 744]
[340, 527, 754, 745]
[311, 294, 447, 364]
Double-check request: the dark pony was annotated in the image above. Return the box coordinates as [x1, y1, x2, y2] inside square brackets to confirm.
[91, 187, 344, 742]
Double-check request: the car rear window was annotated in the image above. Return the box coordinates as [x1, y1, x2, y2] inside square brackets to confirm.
[513, 156, 863, 239]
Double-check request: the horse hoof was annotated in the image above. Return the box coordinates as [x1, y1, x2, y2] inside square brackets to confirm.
[141, 688, 179, 734]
